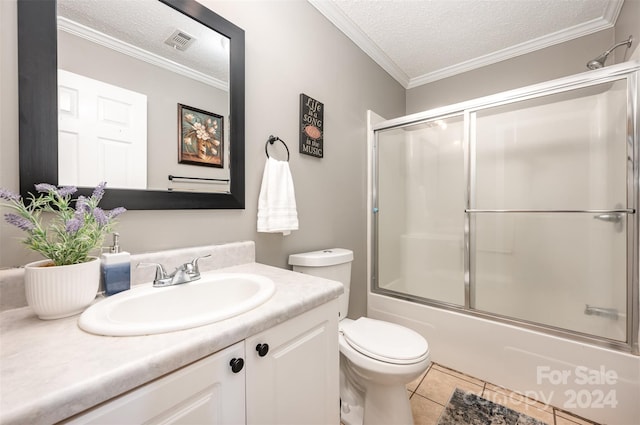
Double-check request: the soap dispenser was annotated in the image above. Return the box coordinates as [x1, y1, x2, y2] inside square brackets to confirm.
[101, 232, 131, 296]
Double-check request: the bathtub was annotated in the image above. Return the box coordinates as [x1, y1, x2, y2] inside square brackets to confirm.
[367, 290, 640, 424]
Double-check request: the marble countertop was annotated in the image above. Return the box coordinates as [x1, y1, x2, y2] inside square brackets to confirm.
[0, 262, 343, 425]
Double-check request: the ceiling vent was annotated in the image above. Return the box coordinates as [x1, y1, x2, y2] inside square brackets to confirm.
[164, 30, 195, 51]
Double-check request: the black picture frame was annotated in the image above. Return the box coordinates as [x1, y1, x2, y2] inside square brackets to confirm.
[17, 0, 245, 210]
[178, 104, 224, 168]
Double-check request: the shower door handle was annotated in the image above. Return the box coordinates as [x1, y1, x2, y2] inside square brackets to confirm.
[593, 213, 623, 223]
[593, 203, 626, 233]
[593, 212, 624, 233]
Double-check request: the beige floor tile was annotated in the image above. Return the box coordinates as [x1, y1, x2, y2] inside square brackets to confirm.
[415, 367, 483, 405]
[432, 363, 485, 387]
[482, 388, 554, 424]
[410, 393, 444, 425]
[484, 382, 553, 413]
[556, 416, 586, 425]
[348, 361, 605, 425]
[555, 409, 600, 425]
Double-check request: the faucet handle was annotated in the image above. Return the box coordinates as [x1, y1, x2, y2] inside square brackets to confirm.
[137, 262, 169, 280]
[190, 254, 212, 275]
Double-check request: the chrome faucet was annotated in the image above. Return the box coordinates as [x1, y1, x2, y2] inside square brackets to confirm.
[139, 255, 211, 287]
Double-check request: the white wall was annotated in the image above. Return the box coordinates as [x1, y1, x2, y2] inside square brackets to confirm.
[0, 0, 406, 319]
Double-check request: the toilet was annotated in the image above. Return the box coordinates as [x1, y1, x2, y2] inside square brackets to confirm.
[289, 248, 430, 425]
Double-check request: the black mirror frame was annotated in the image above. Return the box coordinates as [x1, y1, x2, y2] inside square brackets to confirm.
[17, 0, 245, 210]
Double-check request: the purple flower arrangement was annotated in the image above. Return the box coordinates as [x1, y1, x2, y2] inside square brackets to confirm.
[0, 182, 126, 266]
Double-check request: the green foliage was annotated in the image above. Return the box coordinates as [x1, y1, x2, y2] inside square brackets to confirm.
[0, 183, 126, 266]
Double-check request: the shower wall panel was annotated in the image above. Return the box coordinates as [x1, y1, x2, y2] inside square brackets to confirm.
[472, 81, 629, 341]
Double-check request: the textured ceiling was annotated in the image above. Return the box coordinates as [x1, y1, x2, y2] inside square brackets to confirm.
[57, 0, 229, 85]
[58, 0, 625, 90]
[310, 0, 625, 88]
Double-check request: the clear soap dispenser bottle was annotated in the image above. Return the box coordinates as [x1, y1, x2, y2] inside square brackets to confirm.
[101, 232, 131, 296]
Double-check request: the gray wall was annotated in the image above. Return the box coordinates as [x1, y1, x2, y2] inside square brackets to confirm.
[406, 30, 617, 113]
[1, 0, 638, 320]
[0, 0, 405, 319]
[614, 0, 640, 64]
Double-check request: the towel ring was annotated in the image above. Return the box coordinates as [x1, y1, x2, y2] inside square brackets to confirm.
[265, 135, 290, 161]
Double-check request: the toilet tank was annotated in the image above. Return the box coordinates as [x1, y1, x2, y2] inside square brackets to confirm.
[288, 248, 353, 319]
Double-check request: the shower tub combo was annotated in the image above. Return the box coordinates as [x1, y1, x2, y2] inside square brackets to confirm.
[367, 61, 640, 424]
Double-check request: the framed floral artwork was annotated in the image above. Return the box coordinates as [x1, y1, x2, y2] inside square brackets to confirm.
[178, 103, 224, 168]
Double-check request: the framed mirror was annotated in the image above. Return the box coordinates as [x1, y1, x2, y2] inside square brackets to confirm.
[17, 0, 245, 209]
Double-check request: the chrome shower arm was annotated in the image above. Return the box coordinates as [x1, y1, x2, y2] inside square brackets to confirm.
[586, 36, 633, 70]
[602, 36, 634, 57]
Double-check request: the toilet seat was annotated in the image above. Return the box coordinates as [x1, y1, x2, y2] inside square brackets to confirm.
[341, 318, 429, 365]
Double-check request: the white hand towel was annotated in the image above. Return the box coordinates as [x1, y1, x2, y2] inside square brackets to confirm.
[257, 157, 299, 235]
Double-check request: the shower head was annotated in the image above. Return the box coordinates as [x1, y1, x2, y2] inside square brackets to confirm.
[586, 36, 633, 70]
[586, 54, 608, 70]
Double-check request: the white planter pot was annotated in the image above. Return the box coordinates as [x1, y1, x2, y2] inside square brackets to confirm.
[24, 257, 100, 320]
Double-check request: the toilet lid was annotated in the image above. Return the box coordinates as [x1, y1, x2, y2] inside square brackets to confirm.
[342, 318, 429, 365]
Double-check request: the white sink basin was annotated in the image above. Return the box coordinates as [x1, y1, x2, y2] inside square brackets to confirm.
[79, 273, 275, 336]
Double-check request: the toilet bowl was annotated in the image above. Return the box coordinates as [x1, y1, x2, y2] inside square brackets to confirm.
[289, 249, 431, 425]
[339, 317, 430, 425]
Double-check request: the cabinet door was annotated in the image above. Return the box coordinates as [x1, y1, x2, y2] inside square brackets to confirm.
[245, 301, 339, 425]
[63, 342, 245, 425]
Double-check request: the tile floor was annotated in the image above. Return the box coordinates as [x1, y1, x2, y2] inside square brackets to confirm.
[407, 363, 601, 425]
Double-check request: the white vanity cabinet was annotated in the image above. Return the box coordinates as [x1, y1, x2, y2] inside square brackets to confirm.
[245, 301, 339, 425]
[61, 301, 339, 425]
[63, 341, 246, 425]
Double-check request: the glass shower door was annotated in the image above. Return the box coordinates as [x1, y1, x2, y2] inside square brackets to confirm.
[373, 64, 639, 352]
[375, 116, 466, 306]
[470, 79, 630, 341]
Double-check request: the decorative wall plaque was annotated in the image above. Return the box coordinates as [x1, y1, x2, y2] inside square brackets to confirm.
[299, 94, 324, 158]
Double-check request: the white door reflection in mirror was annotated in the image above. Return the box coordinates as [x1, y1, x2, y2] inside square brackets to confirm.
[58, 70, 148, 189]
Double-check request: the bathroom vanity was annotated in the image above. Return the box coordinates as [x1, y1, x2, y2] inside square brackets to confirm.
[63, 302, 337, 424]
[0, 242, 342, 425]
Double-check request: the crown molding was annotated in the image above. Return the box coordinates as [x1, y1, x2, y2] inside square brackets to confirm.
[308, 0, 624, 90]
[408, 1, 623, 88]
[602, 0, 625, 23]
[57, 17, 228, 92]
[308, 0, 410, 88]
